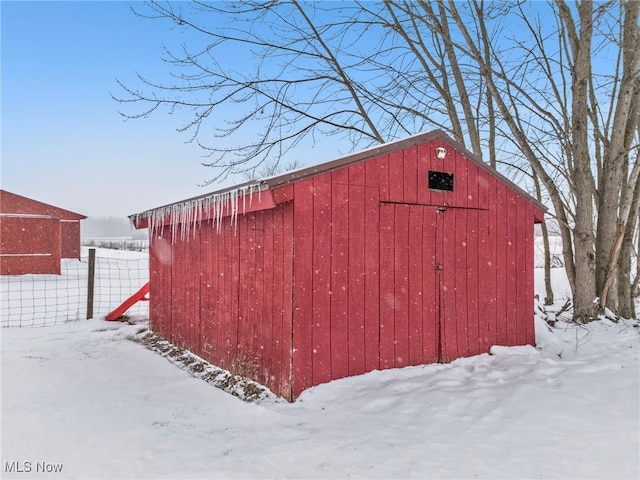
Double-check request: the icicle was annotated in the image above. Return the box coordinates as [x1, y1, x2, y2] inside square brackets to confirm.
[133, 182, 267, 244]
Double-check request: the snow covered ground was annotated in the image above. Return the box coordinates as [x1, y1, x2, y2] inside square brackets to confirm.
[1, 264, 639, 479]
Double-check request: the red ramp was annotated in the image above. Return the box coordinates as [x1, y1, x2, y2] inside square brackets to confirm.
[105, 282, 150, 321]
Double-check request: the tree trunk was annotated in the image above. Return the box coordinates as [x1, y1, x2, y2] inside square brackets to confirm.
[632, 224, 640, 299]
[572, 226, 598, 322]
[617, 176, 640, 319]
[541, 220, 555, 306]
[596, 0, 640, 313]
[600, 152, 640, 311]
[533, 169, 554, 305]
[557, 0, 599, 322]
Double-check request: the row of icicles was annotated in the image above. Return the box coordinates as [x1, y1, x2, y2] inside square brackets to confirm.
[132, 183, 265, 242]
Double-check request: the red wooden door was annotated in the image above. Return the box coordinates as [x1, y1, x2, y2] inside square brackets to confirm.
[379, 203, 481, 367]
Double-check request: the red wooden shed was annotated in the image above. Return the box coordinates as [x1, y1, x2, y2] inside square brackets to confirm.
[0, 190, 86, 275]
[132, 130, 546, 401]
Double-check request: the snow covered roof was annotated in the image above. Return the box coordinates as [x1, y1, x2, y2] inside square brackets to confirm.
[0, 190, 87, 221]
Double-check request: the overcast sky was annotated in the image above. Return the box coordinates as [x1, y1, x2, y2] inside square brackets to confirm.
[2, 1, 335, 219]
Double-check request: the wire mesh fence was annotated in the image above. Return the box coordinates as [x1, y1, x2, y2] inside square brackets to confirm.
[1, 247, 149, 327]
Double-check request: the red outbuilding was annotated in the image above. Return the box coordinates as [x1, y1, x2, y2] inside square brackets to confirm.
[131, 130, 546, 401]
[0, 190, 86, 275]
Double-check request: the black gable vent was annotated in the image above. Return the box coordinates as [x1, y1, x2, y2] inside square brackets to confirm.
[428, 171, 454, 191]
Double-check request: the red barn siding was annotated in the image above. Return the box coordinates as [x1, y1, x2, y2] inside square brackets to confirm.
[0, 190, 85, 275]
[149, 232, 173, 342]
[311, 176, 332, 386]
[363, 185, 380, 373]
[0, 216, 61, 275]
[329, 175, 349, 381]
[283, 141, 536, 398]
[148, 202, 295, 398]
[348, 182, 366, 376]
[60, 220, 82, 259]
[133, 130, 545, 401]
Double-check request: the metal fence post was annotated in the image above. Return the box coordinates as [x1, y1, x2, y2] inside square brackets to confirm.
[86, 248, 96, 319]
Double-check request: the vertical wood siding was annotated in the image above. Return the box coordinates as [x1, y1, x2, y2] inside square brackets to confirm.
[151, 204, 294, 399]
[288, 139, 537, 398]
[149, 230, 172, 342]
[147, 137, 541, 401]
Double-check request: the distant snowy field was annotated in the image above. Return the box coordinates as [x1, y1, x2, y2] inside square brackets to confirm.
[1, 242, 639, 479]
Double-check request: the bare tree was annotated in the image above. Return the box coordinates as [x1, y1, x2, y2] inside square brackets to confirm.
[241, 158, 302, 182]
[116, 0, 640, 321]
